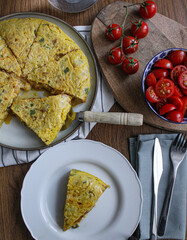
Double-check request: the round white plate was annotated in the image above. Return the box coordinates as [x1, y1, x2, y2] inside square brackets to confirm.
[21, 140, 142, 240]
[0, 13, 97, 150]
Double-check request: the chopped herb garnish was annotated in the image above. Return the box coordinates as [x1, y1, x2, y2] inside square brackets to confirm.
[83, 181, 87, 184]
[34, 29, 37, 36]
[0, 99, 2, 102]
[64, 67, 69, 74]
[43, 44, 51, 49]
[39, 38, 44, 43]
[42, 23, 48, 26]
[30, 103, 33, 107]
[72, 224, 79, 229]
[30, 109, 35, 115]
[84, 88, 89, 95]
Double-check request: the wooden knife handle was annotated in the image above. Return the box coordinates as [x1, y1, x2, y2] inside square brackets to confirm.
[81, 112, 143, 126]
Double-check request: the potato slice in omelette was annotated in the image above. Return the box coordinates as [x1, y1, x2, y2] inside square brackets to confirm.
[0, 71, 20, 127]
[63, 169, 110, 231]
[24, 50, 90, 103]
[0, 36, 21, 76]
[11, 94, 71, 145]
[22, 20, 80, 76]
[0, 18, 42, 68]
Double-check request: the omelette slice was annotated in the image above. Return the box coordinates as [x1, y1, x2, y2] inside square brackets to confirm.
[0, 71, 20, 127]
[11, 94, 71, 145]
[24, 50, 90, 103]
[0, 18, 42, 68]
[63, 169, 110, 231]
[22, 20, 80, 76]
[0, 36, 21, 76]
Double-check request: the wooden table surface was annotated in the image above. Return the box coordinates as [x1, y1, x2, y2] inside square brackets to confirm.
[0, 0, 186, 240]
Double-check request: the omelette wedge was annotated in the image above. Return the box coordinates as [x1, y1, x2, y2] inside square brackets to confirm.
[0, 18, 42, 68]
[0, 36, 21, 76]
[63, 169, 109, 231]
[0, 71, 20, 127]
[11, 94, 71, 145]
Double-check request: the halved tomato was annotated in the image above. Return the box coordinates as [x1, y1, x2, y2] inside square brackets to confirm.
[170, 65, 187, 82]
[154, 59, 173, 69]
[165, 110, 183, 122]
[155, 78, 174, 98]
[152, 68, 169, 79]
[156, 98, 167, 111]
[181, 88, 187, 96]
[178, 70, 187, 90]
[181, 96, 187, 116]
[168, 95, 184, 111]
[159, 103, 176, 115]
[173, 84, 183, 98]
[146, 72, 157, 87]
[146, 86, 160, 103]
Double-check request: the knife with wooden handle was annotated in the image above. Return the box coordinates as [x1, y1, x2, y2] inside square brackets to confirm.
[76, 111, 143, 126]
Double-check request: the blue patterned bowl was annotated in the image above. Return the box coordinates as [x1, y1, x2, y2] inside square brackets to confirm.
[142, 48, 187, 124]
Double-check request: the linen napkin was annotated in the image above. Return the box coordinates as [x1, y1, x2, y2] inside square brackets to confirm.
[0, 26, 115, 167]
[129, 134, 187, 240]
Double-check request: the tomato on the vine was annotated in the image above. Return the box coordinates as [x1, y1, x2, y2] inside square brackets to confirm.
[131, 20, 149, 39]
[122, 36, 138, 54]
[107, 47, 125, 65]
[146, 86, 160, 103]
[139, 0, 157, 19]
[178, 70, 187, 90]
[105, 24, 122, 41]
[155, 78, 175, 98]
[154, 59, 173, 69]
[168, 50, 186, 66]
[122, 57, 139, 74]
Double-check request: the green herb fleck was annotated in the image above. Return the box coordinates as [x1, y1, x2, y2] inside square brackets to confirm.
[43, 44, 51, 49]
[83, 181, 87, 184]
[39, 38, 44, 43]
[64, 67, 69, 74]
[30, 103, 33, 107]
[72, 224, 79, 229]
[34, 29, 37, 36]
[0, 99, 2, 102]
[30, 109, 35, 115]
[42, 23, 48, 26]
[84, 88, 89, 95]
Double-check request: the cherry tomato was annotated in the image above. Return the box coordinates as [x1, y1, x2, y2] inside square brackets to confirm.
[173, 84, 183, 98]
[178, 70, 187, 90]
[107, 47, 125, 65]
[156, 98, 167, 111]
[159, 103, 177, 115]
[122, 36, 138, 54]
[170, 65, 187, 82]
[146, 86, 160, 103]
[122, 57, 139, 74]
[184, 57, 187, 67]
[168, 50, 186, 66]
[152, 68, 169, 79]
[181, 96, 187, 116]
[131, 20, 148, 39]
[139, 0, 157, 19]
[181, 88, 187, 96]
[154, 59, 173, 69]
[105, 24, 122, 41]
[155, 78, 174, 98]
[146, 72, 157, 87]
[168, 95, 184, 111]
[165, 110, 183, 122]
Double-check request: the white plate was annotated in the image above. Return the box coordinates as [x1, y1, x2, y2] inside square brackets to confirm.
[0, 13, 97, 150]
[21, 140, 142, 240]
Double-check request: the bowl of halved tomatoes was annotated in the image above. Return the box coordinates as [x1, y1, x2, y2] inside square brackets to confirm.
[142, 48, 187, 123]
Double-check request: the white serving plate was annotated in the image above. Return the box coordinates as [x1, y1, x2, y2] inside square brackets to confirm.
[0, 12, 97, 150]
[21, 140, 142, 240]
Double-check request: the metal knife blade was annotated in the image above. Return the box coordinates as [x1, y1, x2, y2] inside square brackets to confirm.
[151, 138, 163, 240]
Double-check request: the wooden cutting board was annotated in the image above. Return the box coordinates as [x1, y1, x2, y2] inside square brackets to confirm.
[91, 1, 187, 132]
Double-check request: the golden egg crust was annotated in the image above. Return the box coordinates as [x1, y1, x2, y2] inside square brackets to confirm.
[11, 94, 71, 145]
[63, 169, 110, 231]
[0, 71, 20, 127]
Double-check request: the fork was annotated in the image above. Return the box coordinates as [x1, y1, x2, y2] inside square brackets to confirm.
[157, 133, 187, 236]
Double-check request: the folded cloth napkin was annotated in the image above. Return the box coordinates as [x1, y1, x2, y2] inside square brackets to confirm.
[0, 25, 115, 167]
[129, 134, 187, 240]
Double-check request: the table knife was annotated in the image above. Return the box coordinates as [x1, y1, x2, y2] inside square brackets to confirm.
[151, 138, 163, 240]
[76, 111, 143, 126]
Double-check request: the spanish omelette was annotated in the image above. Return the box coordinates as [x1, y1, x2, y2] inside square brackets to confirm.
[63, 169, 110, 231]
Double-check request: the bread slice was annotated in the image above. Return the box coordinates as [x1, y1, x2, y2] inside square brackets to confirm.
[63, 169, 109, 231]
[0, 71, 20, 127]
[11, 94, 71, 145]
